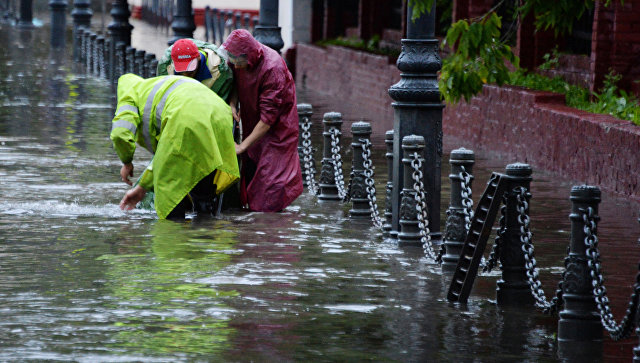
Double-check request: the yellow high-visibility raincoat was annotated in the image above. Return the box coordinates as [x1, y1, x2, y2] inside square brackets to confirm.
[110, 74, 239, 219]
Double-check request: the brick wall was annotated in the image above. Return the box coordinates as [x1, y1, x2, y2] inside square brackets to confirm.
[296, 44, 640, 200]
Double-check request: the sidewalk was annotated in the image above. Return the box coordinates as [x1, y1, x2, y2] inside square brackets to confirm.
[130, 18, 209, 59]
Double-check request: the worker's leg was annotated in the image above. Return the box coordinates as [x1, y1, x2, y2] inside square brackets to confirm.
[166, 197, 191, 220]
[190, 171, 216, 215]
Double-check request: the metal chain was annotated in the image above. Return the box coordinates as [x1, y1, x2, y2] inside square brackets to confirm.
[410, 152, 438, 261]
[301, 117, 319, 195]
[361, 139, 383, 229]
[582, 207, 639, 341]
[483, 201, 506, 273]
[516, 186, 562, 314]
[460, 165, 474, 231]
[329, 128, 348, 201]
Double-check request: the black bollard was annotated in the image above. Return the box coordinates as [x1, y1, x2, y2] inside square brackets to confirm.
[211, 8, 219, 44]
[318, 112, 342, 201]
[253, 0, 284, 53]
[442, 148, 475, 274]
[251, 15, 259, 32]
[125, 46, 135, 74]
[49, 0, 67, 48]
[149, 59, 159, 77]
[169, 0, 195, 44]
[383, 130, 394, 237]
[297, 103, 313, 187]
[90, 33, 98, 75]
[17, 0, 33, 28]
[225, 10, 234, 39]
[388, 1, 443, 241]
[218, 10, 225, 43]
[84, 31, 92, 71]
[234, 11, 241, 30]
[135, 49, 146, 76]
[557, 185, 603, 357]
[115, 42, 126, 80]
[398, 135, 425, 247]
[96, 36, 105, 77]
[71, 0, 91, 33]
[144, 53, 155, 78]
[75, 27, 85, 62]
[204, 6, 210, 42]
[497, 163, 535, 305]
[243, 13, 250, 30]
[349, 122, 372, 218]
[108, 0, 133, 48]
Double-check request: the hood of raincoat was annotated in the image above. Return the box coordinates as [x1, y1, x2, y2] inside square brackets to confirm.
[222, 29, 263, 69]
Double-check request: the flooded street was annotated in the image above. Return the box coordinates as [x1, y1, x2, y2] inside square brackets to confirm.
[1, 19, 640, 362]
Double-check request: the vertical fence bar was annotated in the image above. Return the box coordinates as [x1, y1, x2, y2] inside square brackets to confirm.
[383, 130, 394, 237]
[90, 33, 98, 75]
[442, 148, 475, 274]
[349, 122, 372, 218]
[144, 52, 155, 78]
[204, 5, 210, 42]
[317, 112, 342, 201]
[125, 46, 135, 73]
[135, 49, 146, 76]
[149, 59, 158, 77]
[398, 135, 425, 247]
[97, 36, 105, 78]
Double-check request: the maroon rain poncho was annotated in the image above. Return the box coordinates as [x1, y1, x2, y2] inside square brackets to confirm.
[223, 29, 303, 212]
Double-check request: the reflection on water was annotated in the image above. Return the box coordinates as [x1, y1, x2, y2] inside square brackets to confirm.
[0, 21, 639, 361]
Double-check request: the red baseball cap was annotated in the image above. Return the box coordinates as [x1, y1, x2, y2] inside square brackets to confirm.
[171, 39, 199, 72]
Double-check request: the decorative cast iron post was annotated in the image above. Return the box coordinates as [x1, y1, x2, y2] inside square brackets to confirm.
[297, 103, 313, 187]
[497, 163, 534, 305]
[17, 0, 33, 28]
[169, 0, 195, 44]
[558, 185, 603, 356]
[349, 122, 372, 218]
[72, 0, 91, 31]
[253, 0, 284, 53]
[318, 112, 342, 201]
[49, 0, 67, 48]
[383, 130, 394, 236]
[388, 2, 443, 241]
[144, 52, 155, 77]
[398, 135, 425, 247]
[442, 148, 475, 273]
[108, 0, 133, 81]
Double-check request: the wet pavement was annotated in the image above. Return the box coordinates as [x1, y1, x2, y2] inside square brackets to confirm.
[0, 11, 640, 362]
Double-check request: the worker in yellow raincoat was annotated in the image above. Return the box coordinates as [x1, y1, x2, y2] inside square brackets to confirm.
[111, 73, 239, 219]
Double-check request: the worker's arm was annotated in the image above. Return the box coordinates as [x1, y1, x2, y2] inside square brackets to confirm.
[110, 108, 139, 185]
[229, 87, 240, 121]
[120, 185, 147, 211]
[236, 120, 270, 155]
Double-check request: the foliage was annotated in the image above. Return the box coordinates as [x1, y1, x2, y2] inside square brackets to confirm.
[508, 65, 640, 124]
[517, 0, 595, 36]
[315, 36, 401, 59]
[408, 0, 436, 21]
[439, 12, 518, 103]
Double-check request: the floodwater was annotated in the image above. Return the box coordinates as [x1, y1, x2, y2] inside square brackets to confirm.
[1, 18, 640, 362]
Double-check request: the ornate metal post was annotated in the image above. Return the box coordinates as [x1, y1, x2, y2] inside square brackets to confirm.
[388, 2, 443, 240]
[90, 33, 98, 75]
[149, 59, 158, 77]
[558, 185, 602, 357]
[497, 163, 534, 305]
[253, 0, 284, 53]
[318, 112, 342, 201]
[49, 0, 67, 48]
[442, 148, 475, 274]
[218, 10, 226, 43]
[349, 122, 372, 218]
[297, 103, 313, 187]
[96, 36, 105, 77]
[84, 31, 92, 71]
[383, 130, 394, 237]
[169, 0, 195, 44]
[234, 11, 241, 30]
[204, 6, 210, 42]
[244, 13, 250, 30]
[71, 0, 92, 35]
[108, 0, 133, 81]
[398, 135, 425, 247]
[17, 0, 33, 28]
[115, 42, 126, 80]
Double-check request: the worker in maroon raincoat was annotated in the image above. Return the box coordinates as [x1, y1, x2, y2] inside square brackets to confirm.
[221, 29, 303, 212]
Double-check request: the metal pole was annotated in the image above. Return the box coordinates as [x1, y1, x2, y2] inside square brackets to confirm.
[497, 163, 534, 304]
[169, 0, 195, 45]
[17, 0, 33, 28]
[442, 148, 475, 273]
[253, 0, 283, 53]
[349, 122, 372, 218]
[108, 0, 133, 83]
[557, 185, 603, 359]
[388, 2, 443, 241]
